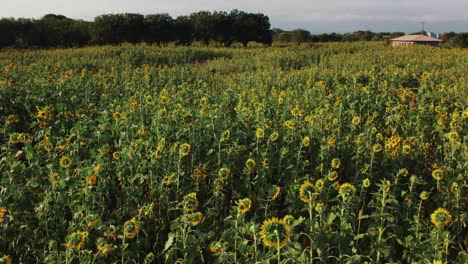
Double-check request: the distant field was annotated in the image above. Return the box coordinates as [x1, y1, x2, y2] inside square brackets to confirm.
[0, 43, 466, 263]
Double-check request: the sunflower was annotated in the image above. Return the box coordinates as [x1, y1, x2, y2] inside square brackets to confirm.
[431, 167, 444, 181]
[315, 179, 324, 191]
[283, 215, 295, 226]
[419, 191, 430, 201]
[38, 122, 47, 129]
[255, 128, 265, 139]
[363, 178, 371, 188]
[430, 208, 452, 229]
[271, 186, 281, 200]
[218, 167, 230, 179]
[87, 215, 101, 228]
[269, 131, 279, 142]
[36, 106, 49, 119]
[183, 192, 198, 212]
[447, 131, 459, 143]
[237, 198, 252, 214]
[327, 171, 339, 181]
[191, 167, 206, 184]
[209, 242, 222, 253]
[179, 143, 191, 157]
[130, 101, 138, 110]
[338, 183, 356, 200]
[59, 156, 72, 169]
[245, 158, 256, 170]
[314, 202, 326, 213]
[260, 217, 290, 248]
[220, 130, 230, 141]
[402, 144, 411, 155]
[398, 168, 409, 177]
[302, 136, 310, 147]
[450, 182, 459, 193]
[262, 159, 270, 168]
[124, 218, 139, 239]
[351, 116, 361, 126]
[43, 142, 54, 152]
[112, 151, 121, 160]
[299, 181, 318, 203]
[331, 158, 341, 169]
[66, 231, 88, 250]
[372, 143, 383, 153]
[190, 212, 203, 226]
[96, 238, 113, 256]
[327, 135, 337, 146]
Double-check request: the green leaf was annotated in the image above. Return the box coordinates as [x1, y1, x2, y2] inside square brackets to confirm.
[163, 233, 175, 253]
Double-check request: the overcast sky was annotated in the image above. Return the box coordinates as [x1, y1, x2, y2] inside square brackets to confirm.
[1, 0, 467, 33]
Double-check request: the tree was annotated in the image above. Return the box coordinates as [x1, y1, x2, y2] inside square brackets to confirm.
[231, 10, 271, 47]
[144, 14, 174, 44]
[451, 33, 468, 48]
[174, 16, 193, 45]
[190, 11, 215, 45]
[290, 29, 311, 44]
[211, 11, 233, 46]
[0, 18, 17, 47]
[92, 13, 145, 44]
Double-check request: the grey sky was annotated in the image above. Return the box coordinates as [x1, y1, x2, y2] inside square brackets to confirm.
[1, 0, 467, 33]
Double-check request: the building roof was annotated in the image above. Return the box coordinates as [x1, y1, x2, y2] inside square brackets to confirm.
[391, 35, 442, 42]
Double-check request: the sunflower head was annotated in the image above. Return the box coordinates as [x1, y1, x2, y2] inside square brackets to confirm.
[299, 181, 318, 203]
[447, 131, 459, 143]
[183, 192, 198, 212]
[269, 131, 279, 142]
[66, 231, 88, 250]
[112, 151, 121, 160]
[255, 128, 265, 139]
[327, 171, 339, 181]
[402, 144, 411, 155]
[59, 156, 72, 169]
[338, 183, 356, 200]
[302, 136, 310, 147]
[419, 191, 430, 201]
[96, 237, 114, 256]
[271, 185, 281, 200]
[351, 116, 361, 126]
[245, 158, 256, 170]
[331, 158, 341, 169]
[314, 202, 326, 213]
[179, 143, 191, 157]
[260, 217, 290, 248]
[362, 178, 371, 188]
[123, 218, 139, 239]
[218, 167, 230, 179]
[315, 179, 325, 191]
[282, 215, 295, 226]
[237, 198, 252, 214]
[189, 212, 203, 226]
[432, 167, 444, 181]
[373, 143, 383, 153]
[431, 208, 452, 229]
[220, 130, 230, 141]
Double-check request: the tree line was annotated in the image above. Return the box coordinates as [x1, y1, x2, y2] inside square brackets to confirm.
[273, 28, 468, 48]
[0, 10, 272, 48]
[1, 12, 467, 49]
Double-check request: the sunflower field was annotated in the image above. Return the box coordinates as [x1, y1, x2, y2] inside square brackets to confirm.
[0, 42, 467, 263]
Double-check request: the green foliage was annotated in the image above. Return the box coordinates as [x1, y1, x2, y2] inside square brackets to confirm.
[0, 43, 467, 263]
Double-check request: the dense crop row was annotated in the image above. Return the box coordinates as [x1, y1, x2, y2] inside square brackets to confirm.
[0, 43, 467, 263]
